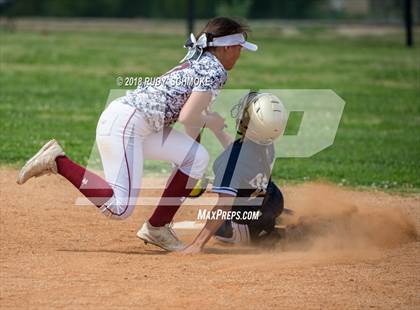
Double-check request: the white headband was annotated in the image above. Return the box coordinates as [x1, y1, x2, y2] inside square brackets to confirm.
[179, 33, 258, 63]
[209, 33, 258, 51]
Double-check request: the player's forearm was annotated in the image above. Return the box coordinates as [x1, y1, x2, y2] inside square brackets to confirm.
[181, 113, 221, 131]
[179, 114, 207, 130]
[191, 204, 232, 249]
[184, 124, 203, 140]
[213, 129, 234, 149]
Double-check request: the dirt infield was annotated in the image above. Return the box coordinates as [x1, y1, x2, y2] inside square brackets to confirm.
[1, 168, 419, 309]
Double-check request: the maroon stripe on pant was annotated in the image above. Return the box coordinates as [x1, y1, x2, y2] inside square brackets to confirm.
[102, 108, 136, 217]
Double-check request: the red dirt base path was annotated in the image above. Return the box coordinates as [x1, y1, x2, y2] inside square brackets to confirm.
[0, 168, 419, 309]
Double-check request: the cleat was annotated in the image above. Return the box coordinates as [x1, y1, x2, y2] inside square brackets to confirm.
[137, 221, 184, 252]
[17, 139, 65, 185]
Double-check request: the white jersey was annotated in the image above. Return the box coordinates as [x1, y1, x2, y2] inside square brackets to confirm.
[123, 51, 228, 131]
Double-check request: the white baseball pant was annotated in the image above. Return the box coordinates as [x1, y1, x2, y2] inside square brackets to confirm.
[95, 98, 209, 220]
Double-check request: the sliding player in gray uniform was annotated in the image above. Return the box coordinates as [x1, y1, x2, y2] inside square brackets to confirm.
[182, 92, 288, 253]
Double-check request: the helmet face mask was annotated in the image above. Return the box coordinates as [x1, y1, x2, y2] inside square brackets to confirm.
[235, 91, 258, 138]
[232, 91, 259, 137]
[232, 92, 288, 145]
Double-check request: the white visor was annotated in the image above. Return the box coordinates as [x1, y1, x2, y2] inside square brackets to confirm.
[208, 33, 258, 51]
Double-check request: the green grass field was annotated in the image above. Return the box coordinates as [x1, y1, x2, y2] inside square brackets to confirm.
[1, 21, 419, 192]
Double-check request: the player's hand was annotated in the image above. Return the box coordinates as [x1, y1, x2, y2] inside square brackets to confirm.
[205, 112, 226, 133]
[180, 243, 203, 254]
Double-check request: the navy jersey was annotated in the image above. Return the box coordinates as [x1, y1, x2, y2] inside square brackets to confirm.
[212, 138, 275, 200]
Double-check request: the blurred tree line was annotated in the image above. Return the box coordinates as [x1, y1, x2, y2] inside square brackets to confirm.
[1, 0, 417, 21]
[0, 0, 346, 18]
